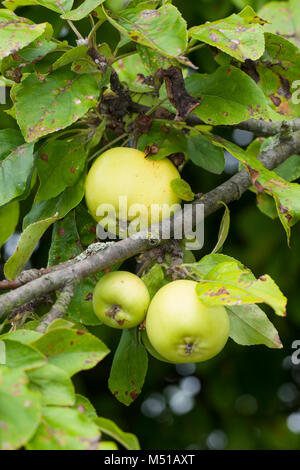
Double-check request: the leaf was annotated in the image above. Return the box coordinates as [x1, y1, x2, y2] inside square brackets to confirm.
[0, 9, 51, 59]
[15, 70, 99, 142]
[170, 178, 194, 202]
[0, 142, 35, 206]
[48, 210, 81, 266]
[227, 304, 283, 349]
[0, 129, 24, 159]
[26, 406, 100, 450]
[113, 52, 154, 93]
[36, 139, 86, 202]
[104, 3, 188, 58]
[142, 264, 166, 299]
[138, 121, 187, 160]
[0, 367, 42, 450]
[189, 6, 265, 62]
[23, 176, 85, 229]
[212, 202, 230, 253]
[0, 329, 41, 344]
[108, 329, 148, 406]
[73, 394, 97, 419]
[31, 328, 110, 376]
[0, 201, 19, 249]
[137, 44, 172, 74]
[51, 44, 88, 71]
[3, 0, 74, 13]
[95, 417, 140, 450]
[67, 277, 102, 325]
[4, 214, 59, 280]
[258, 0, 300, 48]
[28, 364, 75, 406]
[202, 132, 300, 243]
[191, 258, 287, 316]
[255, 33, 300, 118]
[62, 0, 105, 20]
[1, 339, 46, 370]
[188, 134, 225, 174]
[185, 66, 271, 125]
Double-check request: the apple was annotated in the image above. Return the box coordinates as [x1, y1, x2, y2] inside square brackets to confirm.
[84, 147, 181, 232]
[146, 280, 230, 363]
[93, 271, 150, 329]
[141, 330, 174, 363]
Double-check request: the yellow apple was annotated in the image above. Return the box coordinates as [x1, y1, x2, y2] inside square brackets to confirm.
[146, 280, 230, 363]
[93, 271, 150, 329]
[84, 147, 181, 232]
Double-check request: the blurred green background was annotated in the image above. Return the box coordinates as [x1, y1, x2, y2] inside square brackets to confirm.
[1, 0, 300, 450]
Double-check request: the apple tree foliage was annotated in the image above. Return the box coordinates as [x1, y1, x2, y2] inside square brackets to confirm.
[0, 0, 299, 450]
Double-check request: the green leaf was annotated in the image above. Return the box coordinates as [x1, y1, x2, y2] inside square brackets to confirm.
[104, 3, 188, 58]
[62, 0, 105, 20]
[189, 7, 265, 62]
[0, 9, 51, 59]
[202, 132, 300, 243]
[137, 44, 172, 74]
[4, 214, 59, 280]
[185, 66, 271, 125]
[190, 257, 287, 316]
[170, 178, 194, 202]
[48, 210, 81, 266]
[0, 129, 24, 160]
[28, 364, 75, 406]
[31, 328, 110, 376]
[108, 329, 148, 406]
[67, 277, 102, 325]
[188, 134, 225, 174]
[227, 304, 283, 349]
[3, 0, 74, 13]
[73, 394, 97, 419]
[142, 264, 166, 299]
[36, 139, 86, 203]
[138, 121, 187, 160]
[258, 0, 300, 48]
[1, 339, 46, 370]
[95, 417, 140, 450]
[255, 33, 300, 118]
[0, 367, 42, 450]
[15, 71, 99, 142]
[0, 142, 35, 207]
[113, 52, 154, 93]
[0, 201, 19, 249]
[23, 176, 85, 229]
[212, 202, 230, 253]
[26, 406, 100, 450]
[0, 329, 41, 344]
[51, 44, 88, 71]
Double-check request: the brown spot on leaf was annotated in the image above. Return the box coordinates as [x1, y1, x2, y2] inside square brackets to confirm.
[40, 153, 48, 162]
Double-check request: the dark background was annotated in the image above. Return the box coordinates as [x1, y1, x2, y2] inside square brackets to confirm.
[1, 0, 300, 450]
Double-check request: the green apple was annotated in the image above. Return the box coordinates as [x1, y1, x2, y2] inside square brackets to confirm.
[93, 271, 150, 329]
[146, 280, 230, 363]
[84, 147, 181, 231]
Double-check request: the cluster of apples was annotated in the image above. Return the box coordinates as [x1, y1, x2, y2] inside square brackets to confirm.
[85, 147, 229, 363]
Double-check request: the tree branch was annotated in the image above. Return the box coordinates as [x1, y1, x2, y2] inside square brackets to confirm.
[1, 130, 300, 319]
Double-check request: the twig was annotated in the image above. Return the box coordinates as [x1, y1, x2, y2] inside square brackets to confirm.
[36, 282, 77, 333]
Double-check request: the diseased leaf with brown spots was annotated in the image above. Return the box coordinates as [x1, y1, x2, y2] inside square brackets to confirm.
[185, 254, 287, 316]
[189, 6, 265, 62]
[0, 9, 52, 59]
[259, 0, 300, 48]
[108, 329, 148, 406]
[15, 70, 99, 142]
[31, 328, 110, 376]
